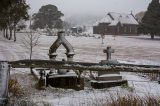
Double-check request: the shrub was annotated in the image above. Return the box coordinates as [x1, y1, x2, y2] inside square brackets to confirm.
[8, 78, 23, 96]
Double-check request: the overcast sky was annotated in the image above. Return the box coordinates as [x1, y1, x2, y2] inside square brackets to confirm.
[26, 0, 151, 16]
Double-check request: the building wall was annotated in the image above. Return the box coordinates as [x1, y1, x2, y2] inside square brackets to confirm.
[121, 24, 138, 35]
[93, 24, 138, 35]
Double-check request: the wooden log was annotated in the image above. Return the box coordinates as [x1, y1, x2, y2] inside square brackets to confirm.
[9, 59, 160, 68]
[9, 60, 160, 73]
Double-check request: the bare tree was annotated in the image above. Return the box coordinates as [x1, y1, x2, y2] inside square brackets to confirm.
[100, 34, 105, 44]
[21, 18, 40, 73]
[21, 31, 40, 73]
[22, 31, 40, 60]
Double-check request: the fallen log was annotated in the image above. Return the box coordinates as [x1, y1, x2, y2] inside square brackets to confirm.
[9, 59, 160, 73]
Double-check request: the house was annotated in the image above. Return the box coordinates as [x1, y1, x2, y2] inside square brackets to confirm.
[93, 12, 139, 35]
[71, 27, 83, 33]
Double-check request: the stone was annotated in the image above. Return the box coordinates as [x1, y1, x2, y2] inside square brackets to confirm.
[49, 53, 57, 61]
[100, 60, 119, 65]
[98, 74, 122, 81]
[91, 46, 127, 89]
[103, 46, 114, 61]
[58, 69, 67, 75]
[46, 71, 84, 90]
[91, 80, 127, 89]
[49, 31, 75, 61]
[47, 31, 84, 90]
[98, 71, 120, 76]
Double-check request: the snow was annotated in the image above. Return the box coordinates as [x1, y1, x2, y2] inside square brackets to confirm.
[49, 73, 77, 78]
[91, 80, 124, 83]
[96, 12, 139, 26]
[1, 32, 160, 105]
[99, 74, 121, 77]
[122, 72, 160, 96]
[108, 21, 119, 26]
[96, 15, 111, 24]
[108, 12, 139, 25]
[1, 33, 160, 64]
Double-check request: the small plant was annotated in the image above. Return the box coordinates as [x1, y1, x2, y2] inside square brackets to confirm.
[121, 83, 128, 88]
[8, 99, 38, 106]
[121, 84, 134, 92]
[101, 93, 160, 106]
[8, 78, 23, 96]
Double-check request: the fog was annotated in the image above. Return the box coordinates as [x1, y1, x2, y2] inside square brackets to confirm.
[26, 0, 151, 15]
[26, 0, 151, 25]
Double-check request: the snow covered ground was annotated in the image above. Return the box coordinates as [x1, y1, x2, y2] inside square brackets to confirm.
[1, 32, 160, 64]
[1, 32, 160, 105]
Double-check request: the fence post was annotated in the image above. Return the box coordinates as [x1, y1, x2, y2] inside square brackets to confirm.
[0, 61, 10, 105]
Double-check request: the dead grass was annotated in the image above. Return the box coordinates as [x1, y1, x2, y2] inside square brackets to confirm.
[101, 94, 160, 106]
[8, 78, 23, 97]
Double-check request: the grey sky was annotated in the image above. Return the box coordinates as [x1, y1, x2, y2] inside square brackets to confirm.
[26, 0, 151, 16]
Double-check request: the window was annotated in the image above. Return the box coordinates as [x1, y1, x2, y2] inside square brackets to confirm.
[124, 27, 127, 33]
[117, 26, 119, 32]
[130, 26, 132, 32]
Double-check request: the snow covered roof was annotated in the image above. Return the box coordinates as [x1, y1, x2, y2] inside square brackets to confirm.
[108, 21, 119, 26]
[98, 15, 111, 23]
[108, 12, 139, 25]
[96, 12, 139, 26]
[93, 15, 110, 26]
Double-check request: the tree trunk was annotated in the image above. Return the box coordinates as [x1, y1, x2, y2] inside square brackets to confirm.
[3, 29, 5, 38]
[5, 28, 9, 39]
[9, 29, 12, 40]
[101, 35, 104, 44]
[102, 37, 104, 44]
[30, 46, 33, 74]
[14, 28, 16, 42]
[151, 34, 154, 39]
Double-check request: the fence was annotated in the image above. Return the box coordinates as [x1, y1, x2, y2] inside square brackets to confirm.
[0, 61, 10, 105]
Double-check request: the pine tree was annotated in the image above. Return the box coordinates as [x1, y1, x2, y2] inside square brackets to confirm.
[138, 0, 160, 39]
